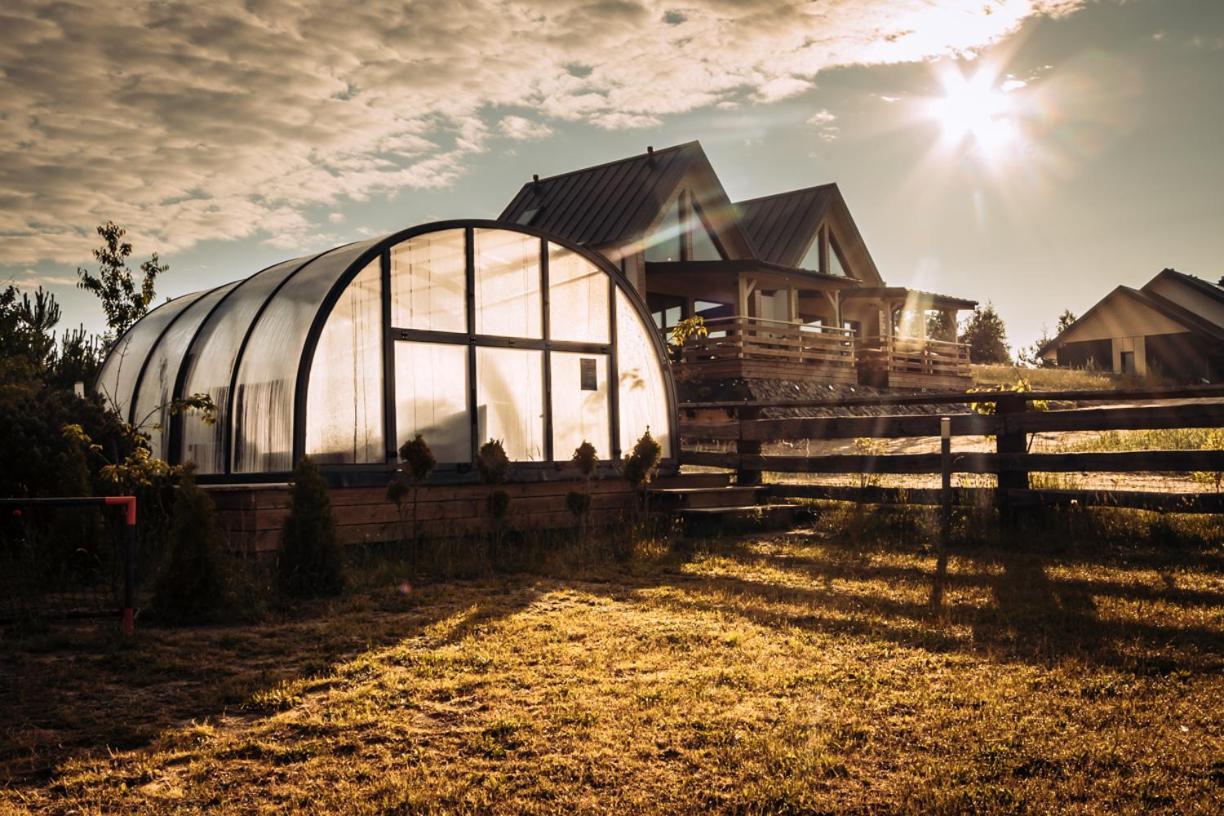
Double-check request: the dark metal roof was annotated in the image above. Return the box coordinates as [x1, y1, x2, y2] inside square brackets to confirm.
[499, 142, 702, 249]
[734, 185, 838, 267]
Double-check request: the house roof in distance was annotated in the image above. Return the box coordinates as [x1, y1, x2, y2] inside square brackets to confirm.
[1142, 267, 1224, 307]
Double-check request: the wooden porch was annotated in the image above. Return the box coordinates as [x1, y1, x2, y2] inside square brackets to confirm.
[670, 315, 972, 389]
[673, 316, 858, 384]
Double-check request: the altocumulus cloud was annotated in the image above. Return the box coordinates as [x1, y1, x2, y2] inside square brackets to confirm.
[0, 0, 1087, 265]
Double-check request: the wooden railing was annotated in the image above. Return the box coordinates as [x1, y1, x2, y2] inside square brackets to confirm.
[856, 335, 971, 380]
[674, 316, 855, 370]
[679, 384, 1224, 516]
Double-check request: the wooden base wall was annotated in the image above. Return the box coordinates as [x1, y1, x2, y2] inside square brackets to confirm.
[204, 474, 720, 555]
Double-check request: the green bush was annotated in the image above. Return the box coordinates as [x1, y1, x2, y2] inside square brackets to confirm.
[622, 430, 662, 489]
[278, 456, 345, 598]
[152, 470, 229, 624]
[477, 439, 511, 485]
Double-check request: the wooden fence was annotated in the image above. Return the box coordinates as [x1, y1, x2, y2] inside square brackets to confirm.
[679, 384, 1224, 515]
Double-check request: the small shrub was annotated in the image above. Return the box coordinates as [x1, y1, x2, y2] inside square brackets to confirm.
[152, 469, 229, 624]
[565, 490, 591, 520]
[477, 439, 511, 484]
[571, 441, 598, 479]
[279, 456, 345, 598]
[488, 489, 511, 521]
[622, 430, 662, 489]
[387, 434, 436, 567]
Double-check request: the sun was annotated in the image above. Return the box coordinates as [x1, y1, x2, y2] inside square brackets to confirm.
[927, 65, 1023, 160]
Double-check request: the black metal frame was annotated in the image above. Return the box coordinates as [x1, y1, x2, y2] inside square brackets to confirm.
[97, 219, 679, 484]
[294, 220, 673, 479]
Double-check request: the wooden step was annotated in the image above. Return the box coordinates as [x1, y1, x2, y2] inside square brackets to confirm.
[678, 503, 805, 536]
[647, 485, 766, 509]
[654, 471, 732, 489]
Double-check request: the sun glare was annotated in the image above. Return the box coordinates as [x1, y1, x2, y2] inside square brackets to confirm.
[927, 65, 1023, 159]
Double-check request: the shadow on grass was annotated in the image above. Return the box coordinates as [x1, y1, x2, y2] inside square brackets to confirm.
[0, 575, 543, 787]
[645, 522, 1223, 676]
[1, 510, 1220, 792]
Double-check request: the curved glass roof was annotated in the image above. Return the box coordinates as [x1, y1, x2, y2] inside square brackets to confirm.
[97, 220, 677, 479]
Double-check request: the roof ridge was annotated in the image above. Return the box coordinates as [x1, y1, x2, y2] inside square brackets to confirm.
[524, 140, 701, 187]
[734, 183, 839, 208]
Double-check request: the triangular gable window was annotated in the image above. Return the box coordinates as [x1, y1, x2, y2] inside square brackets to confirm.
[829, 234, 848, 277]
[689, 198, 725, 261]
[798, 235, 821, 272]
[644, 196, 682, 263]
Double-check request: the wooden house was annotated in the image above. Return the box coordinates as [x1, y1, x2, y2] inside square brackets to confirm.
[501, 141, 977, 390]
[1038, 268, 1224, 382]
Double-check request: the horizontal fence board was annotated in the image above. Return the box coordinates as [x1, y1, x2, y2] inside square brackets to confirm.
[679, 383, 1224, 411]
[681, 403, 1224, 443]
[686, 449, 1224, 475]
[766, 484, 1224, 513]
[1009, 403, 1224, 434]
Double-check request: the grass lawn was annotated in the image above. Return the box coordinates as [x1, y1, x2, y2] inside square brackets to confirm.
[2, 512, 1222, 814]
[971, 364, 1131, 391]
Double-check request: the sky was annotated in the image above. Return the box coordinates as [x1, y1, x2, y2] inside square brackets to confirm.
[2, 0, 1222, 354]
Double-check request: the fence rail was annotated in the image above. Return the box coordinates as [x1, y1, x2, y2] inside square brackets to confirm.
[679, 385, 1224, 517]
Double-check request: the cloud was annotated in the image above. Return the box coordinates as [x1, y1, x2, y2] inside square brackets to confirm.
[498, 115, 555, 140]
[806, 108, 839, 141]
[0, 0, 1090, 265]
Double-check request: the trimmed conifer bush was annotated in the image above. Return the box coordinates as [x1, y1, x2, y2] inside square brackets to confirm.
[152, 469, 229, 623]
[278, 456, 345, 598]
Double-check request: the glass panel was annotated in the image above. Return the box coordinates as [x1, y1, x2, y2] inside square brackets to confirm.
[395, 341, 470, 464]
[180, 256, 311, 473]
[95, 292, 207, 421]
[548, 243, 609, 343]
[131, 283, 237, 462]
[798, 235, 821, 272]
[644, 195, 682, 263]
[390, 229, 466, 332]
[616, 289, 672, 458]
[689, 202, 724, 261]
[475, 346, 544, 462]
[829, 236, 848, 277]
[305, 260, 383, 464]
[474, 229, 541, 338]
[233, 236, 384, 473]
[550, 352, 610, 460]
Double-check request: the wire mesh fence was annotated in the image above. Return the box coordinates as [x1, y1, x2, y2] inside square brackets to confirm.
[0, 497, 136, 631]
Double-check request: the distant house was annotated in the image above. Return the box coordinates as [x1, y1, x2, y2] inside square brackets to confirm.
[500, 141, 976, 390]
[1038, 268, 1224, 383]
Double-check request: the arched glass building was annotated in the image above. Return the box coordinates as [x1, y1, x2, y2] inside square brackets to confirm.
[96, 221, 677, 482]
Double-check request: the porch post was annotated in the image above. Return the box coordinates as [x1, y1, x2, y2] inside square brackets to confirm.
[787, 287, 799, 323]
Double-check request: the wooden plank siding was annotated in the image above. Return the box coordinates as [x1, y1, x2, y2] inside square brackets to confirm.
[204, 473, 723, 555]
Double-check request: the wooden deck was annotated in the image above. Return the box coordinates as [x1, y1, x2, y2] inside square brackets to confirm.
[674, 316, 858, 385]
[671, 316, 971, 389]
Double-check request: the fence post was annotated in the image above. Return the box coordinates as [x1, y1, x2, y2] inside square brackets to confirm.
[995, 395, 1029, 525]
[105, 495, 138, 634]
[736, 405, 762, 486]
[940, 416, 952, 543]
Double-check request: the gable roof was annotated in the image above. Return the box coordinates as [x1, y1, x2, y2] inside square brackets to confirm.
[1142, 267, 1224, 307]
[734, 185, 883, 285]
[736, 184, 837, 267]
[1038, 284, 1224, 357]
[498, 141, 754, 259]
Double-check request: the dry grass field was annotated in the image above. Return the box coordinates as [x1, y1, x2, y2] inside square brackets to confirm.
[2, 507, 1222, 815]
[970, 364, 1130, 391]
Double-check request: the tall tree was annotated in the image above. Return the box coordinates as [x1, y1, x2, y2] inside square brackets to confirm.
[1056, 309, 1077, 334]
[926, 310, 957, 341]
[76, 221, 166, 338]
[958, 303, 1010, 364]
